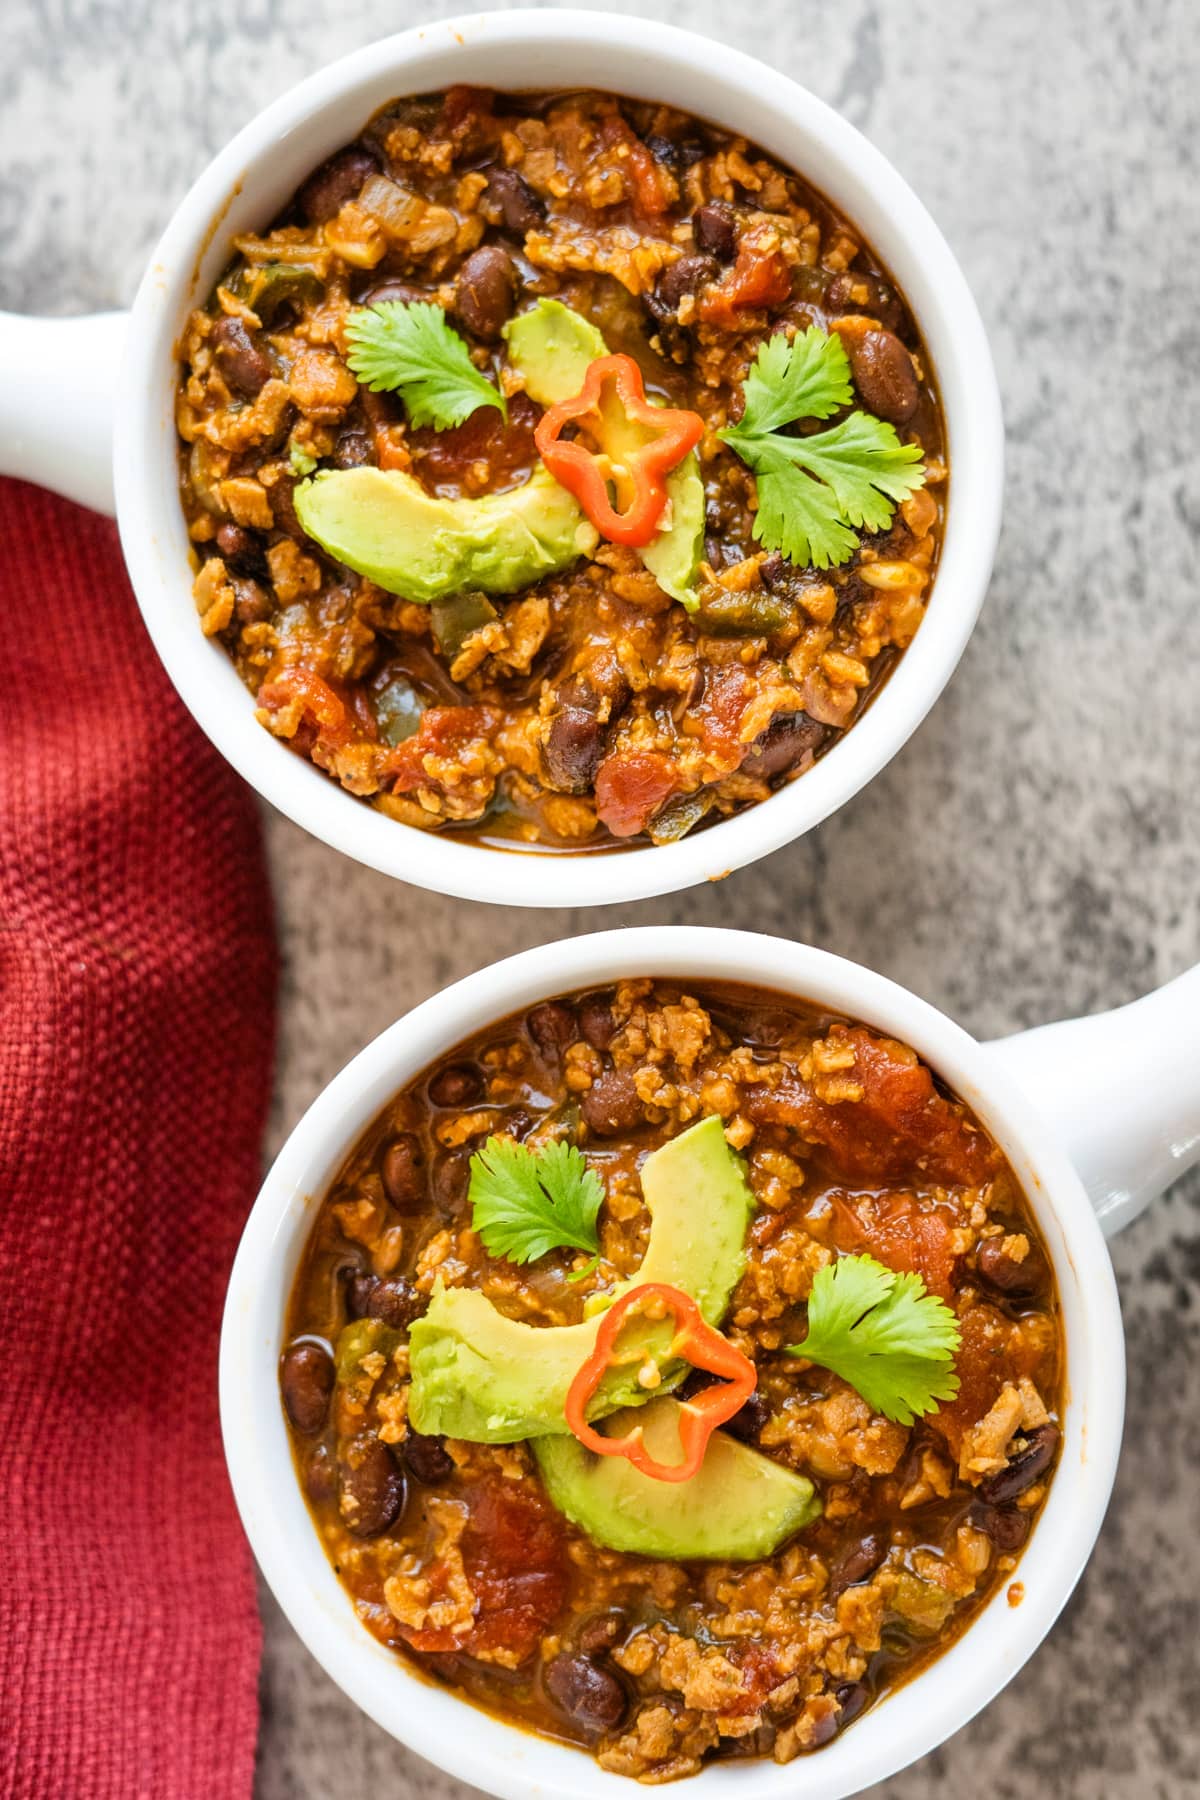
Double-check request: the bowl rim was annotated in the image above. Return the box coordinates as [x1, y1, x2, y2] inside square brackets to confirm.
[220, 925, 1123, 1800]
[115, 7, 1003, 907]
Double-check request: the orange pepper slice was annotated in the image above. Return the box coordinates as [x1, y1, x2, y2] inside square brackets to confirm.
[563, 1281, 757, 1483]
[534, 353, 703, 548]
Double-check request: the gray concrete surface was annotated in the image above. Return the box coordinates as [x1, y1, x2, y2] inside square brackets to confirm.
[5, 0, 1198, 1794]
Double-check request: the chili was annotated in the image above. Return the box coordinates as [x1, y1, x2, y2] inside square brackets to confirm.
[534, 354, 703, 548]
[563, 1280, 757, 1482]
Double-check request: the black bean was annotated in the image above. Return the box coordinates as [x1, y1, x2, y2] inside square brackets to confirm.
[976, 1236, 1047, 1298]
[332, 427, 372, 469]
[543, 705, 606, 793]
[232, 578, 274, 630]
[338, 1433, 406, 1537]
[578, 1611, 626, 1654]
[456, 245, 517, 341]
[297, 144, 380, 224]
[692, 200, 737, 261]
[578, 997, 617, 1050]
[741, 711, 828, 780]
[505, 1107, 534, 1141]
[648, 253, 718, 322]
[580, 1066, 643, 1137]
[759, 551, 788, 590]
[808, 1707, 840, 1750]
[280, 1341, 335, 1434]
[643, 134, 705, 175]
[722, 1390, 770, 1444]
[830, 1531, 888, 1597]
[833, 1681, 870, 1728]
[359, 279, 425, 308]
[977, 1424, 1060, 1506]
[433, 1150, 471, 1215]
[844, 328, 920, 425]
[544, 1654, 629, 1736]
[968, 1501, 1031, 1554]
[212, 316, 272, 399]
[825, 269, 903, 333]
[644, 133, 683, 173]
[345, 1271, 426, 1331]
[527, 1002, 578, 1059]
[428, 1064, 483, 1108]
[488, 168, 546, 235]
[268, 475, 310, 544]
[382, 1133, 426, 1211]
[215, 521, 266, 578]
[402, 1429, 455, 1485]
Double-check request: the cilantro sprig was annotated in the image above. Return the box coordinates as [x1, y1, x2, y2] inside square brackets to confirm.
[786, 1252, 960, 1425]
[719, 327, 926, 570]
[468, 1136, 604, 1272]
[345, 300, 507, 430]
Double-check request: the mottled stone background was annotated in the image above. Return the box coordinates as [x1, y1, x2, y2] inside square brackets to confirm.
[4, 0, 1198, 1793]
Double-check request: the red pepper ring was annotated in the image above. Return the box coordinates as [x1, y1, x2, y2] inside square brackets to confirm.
[534, 354, 704, 549]
[563, 1281, 757, 1483]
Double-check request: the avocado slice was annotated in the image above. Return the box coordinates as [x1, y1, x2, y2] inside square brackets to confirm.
[293, 463, 598, 605]
[503, 298, 608, 405]
[641, 459, 705, 608]
[503, 299, 706, 610]
[534, 1397, 822, 1559]
[408, 1115, 754, 1444]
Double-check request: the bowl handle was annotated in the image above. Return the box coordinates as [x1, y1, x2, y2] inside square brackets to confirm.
[984, 964, 1200, 1236]
[0, 311, 127, 516]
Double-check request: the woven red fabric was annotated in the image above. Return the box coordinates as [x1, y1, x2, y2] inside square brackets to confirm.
[0, 481, 275, 1798]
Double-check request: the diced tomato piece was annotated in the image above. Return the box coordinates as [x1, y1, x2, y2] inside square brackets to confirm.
[732, 1642, 794, 1713]
[384, 706, 494, 794]
[258, 667, 356, 750]
[700, 232, 792, 326]
[461, 1476, 568, 1658]
[697, 666, 753, 754]
[600, 115, 673, 217]
[831, 1193, 959, 1300]
[594, 749, 682, 837]
[744, 1026, 996, 1188]
[399, 1477, 568, 1664]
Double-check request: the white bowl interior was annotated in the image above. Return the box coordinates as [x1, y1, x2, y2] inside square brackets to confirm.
[117, 10, 1002, 907]
[221, 928, 1122, 1800]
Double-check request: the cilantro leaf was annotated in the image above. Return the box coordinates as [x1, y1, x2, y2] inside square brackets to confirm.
[468, 1136, 604, 1267]
[785, 1252, 960, 1425]
[737, 325, 854, 434]
[345, 300, 506, 431]
[719, 327, 926, 570]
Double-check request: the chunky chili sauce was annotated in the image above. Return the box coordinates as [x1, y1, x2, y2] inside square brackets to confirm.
[281, 982, 1061, 1781]
[177, 88, 946, 851]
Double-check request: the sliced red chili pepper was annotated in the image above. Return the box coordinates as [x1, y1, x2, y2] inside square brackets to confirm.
[564, 1281, 756, 1483]
[534, 353, 703, 548]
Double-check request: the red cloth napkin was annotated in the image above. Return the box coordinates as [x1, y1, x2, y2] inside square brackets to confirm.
[0, 482, 276, 1798]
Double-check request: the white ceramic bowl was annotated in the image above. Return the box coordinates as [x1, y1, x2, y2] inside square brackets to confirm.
[0, 11, 1003, 907]
[219, 928, 1200, 1799]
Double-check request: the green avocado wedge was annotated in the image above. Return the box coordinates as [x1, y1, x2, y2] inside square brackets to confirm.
[503, 299, 706, 610]
[292, 463, 598, 605]
[534, 1397, 822, 1559]
[407, 1115, 754, 1444]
